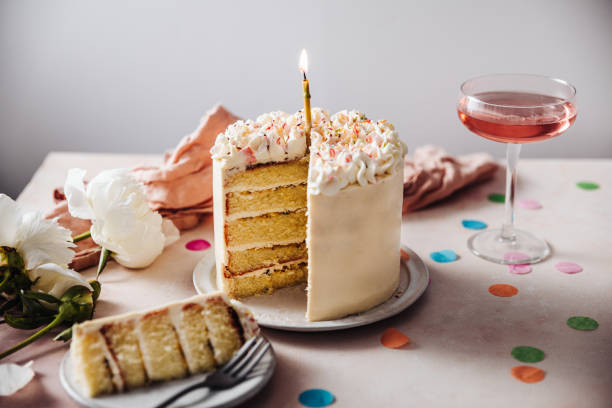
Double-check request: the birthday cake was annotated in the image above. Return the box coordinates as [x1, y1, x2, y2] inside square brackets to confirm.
[211, 108, 407, 321]
[70, 293, 258, 397]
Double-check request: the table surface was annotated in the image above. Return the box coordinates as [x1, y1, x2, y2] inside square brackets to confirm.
[4, 152, 611, 408]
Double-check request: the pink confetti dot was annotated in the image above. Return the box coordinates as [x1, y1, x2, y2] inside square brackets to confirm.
[518, 199, 542, 210]
[185, 239, 211, 251]
[555, 262, 583, 274]
[508, 264, 532, 274]
[504, 252, 529, 262]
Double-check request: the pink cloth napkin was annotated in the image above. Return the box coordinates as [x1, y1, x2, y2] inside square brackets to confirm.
[402, 145, 499, 213]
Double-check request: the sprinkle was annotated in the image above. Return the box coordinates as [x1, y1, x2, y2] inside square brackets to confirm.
[429, 250, 458, 263]
[488, 193, 505, 203]
[567, 316, 599, 331]
[511, 366, 546, 383]
[185, 239, 211, 251]
[488, 284, 518, 297]
[511, 346, 545, 363]
[504, 252, 530, 262]
[461, 219, 487, 230]
[508, 264, 532, 274]
[381, 328, 411, 349]
[400, 249, 410, 261]
[298, 389, 335, 407]
[517, 199, 542, 209]
[555, 262, 583, 274]
[329, 148, 335, 158]
[577, 181, 599, 190]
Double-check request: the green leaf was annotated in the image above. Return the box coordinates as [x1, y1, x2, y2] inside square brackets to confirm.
[23, 290, 60, 304]
[53, 326, 73, 342]
[4, 312, 55, 330]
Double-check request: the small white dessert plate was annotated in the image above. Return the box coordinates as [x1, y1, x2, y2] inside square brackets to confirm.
[59, 339, 276, 408]
[193, 245, 429, 332]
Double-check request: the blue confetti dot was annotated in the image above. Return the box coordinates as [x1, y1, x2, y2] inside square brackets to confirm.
[298, 389, 335, 407]
[461, 219, 487, 230]
[429, 249, 458, 263]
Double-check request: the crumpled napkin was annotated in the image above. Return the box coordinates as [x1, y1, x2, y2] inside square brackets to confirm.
[402, 145, 499, 213]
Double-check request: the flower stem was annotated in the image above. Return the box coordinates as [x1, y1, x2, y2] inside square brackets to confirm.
[72, 230, 91, 243]
[96, 248, 110, 280]
[0, 312, 65, 360]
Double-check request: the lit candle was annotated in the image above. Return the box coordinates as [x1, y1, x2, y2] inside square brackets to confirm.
[299, 49, 312, 145]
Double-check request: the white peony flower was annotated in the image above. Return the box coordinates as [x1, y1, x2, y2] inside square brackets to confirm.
[64, 168, 179, 269]
[0, 361, 34, 396]
[0, 194, 74, 270]
[28, 263, 93, 300]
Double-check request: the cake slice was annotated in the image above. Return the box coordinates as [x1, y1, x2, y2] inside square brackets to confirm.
[70, 293, 258, 397]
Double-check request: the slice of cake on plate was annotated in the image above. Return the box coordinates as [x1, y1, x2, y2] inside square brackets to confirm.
[70, 292, 258, 397]
[211, 108, 407, 321]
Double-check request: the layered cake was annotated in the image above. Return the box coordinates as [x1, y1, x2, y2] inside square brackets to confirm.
[211, 108, 407, 321]
[70, 293, 258, 397]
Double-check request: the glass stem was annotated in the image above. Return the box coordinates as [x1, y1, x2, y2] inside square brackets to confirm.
[501, 143, 521, 241]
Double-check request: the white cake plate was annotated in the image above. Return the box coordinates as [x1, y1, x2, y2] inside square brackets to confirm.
[59, 338, 275, 408]
[193, 245, 429, 332]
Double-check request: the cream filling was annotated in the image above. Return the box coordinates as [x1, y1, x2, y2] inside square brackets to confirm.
[225, 206, 307, 221]
[223, 180, 306, 194]
[98, 330, 125, 392]
[227, 258, 307, 279]
[226, 238, 306, 252]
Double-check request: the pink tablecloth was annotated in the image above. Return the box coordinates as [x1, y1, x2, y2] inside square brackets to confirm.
[4, 152, 612, 407]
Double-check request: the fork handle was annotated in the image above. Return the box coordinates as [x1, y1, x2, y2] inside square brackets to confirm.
[153, 381, 207, 408]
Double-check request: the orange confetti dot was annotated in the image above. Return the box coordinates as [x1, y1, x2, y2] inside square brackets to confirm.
[400, 249, 410, 261]
[488, 284, 518, 297]
[510, 365, 546, 383]
[381, 328, 411, 349]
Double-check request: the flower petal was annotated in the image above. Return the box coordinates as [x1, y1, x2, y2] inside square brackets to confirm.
[0, 361, 35, 396]
[28, 263, 93, 304]
[0, 194, 22, 248]
[162, 219, 180, 247]
[64, 168, 94, 220]
[17, 212, 75, 269]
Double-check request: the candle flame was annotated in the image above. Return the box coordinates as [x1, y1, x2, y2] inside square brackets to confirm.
[299, 49, 309, 75]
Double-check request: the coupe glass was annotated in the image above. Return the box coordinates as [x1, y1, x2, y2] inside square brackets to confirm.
[457, 74, 577, 264]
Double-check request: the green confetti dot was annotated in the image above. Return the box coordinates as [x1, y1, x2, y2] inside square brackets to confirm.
[577, 181, 599, 190]
[511, 346, 545, 363]
[567, 316, 599, 331]
[487, 193, 505, 203]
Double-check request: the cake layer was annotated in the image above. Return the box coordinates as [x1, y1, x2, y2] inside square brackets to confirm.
[225, 262, 308, 298]
[224, 158, 308, 193]
[228, 242, 307, 274]
[225, 209, 307, 249]
[70, 293, 258, 397]
[226, 184, 307, 219]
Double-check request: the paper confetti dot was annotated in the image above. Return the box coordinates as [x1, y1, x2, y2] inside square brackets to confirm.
[488, 193, 505, 203]
[511, 346, 545, 363]
[517, 199, 542, 210]
[381, 328, 411, 349]
[298, 389, 335, 407]
[567, 316, 599, 331]
[511, 366, 546, 383]
[555, 262, 583, 274]
[462, 219, 487, 230]
[488, 284, 518, 297]
[508, 264, 532, 274]
[185, 239, 211, 251]
[504, 252, 529, 262]
[429, 250, 458, 263]
[400, 249, 410, 261]
[577, 181, 599, 190]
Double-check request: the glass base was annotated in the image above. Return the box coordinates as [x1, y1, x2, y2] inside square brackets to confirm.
[467, 228, 550, 264]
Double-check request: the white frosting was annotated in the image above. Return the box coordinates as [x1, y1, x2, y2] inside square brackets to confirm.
[210, 108, 407, 196]
[309, 110, 407, 195]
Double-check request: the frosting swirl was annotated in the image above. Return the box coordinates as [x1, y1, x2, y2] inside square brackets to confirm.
[309, 110, 407, 195]
[211, 108, 407, 195]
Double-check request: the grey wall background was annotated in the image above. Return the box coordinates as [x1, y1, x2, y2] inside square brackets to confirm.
[1, 0, 611, 198]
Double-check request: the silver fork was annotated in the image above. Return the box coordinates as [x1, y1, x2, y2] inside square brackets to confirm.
[153, 334, 270, 408]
